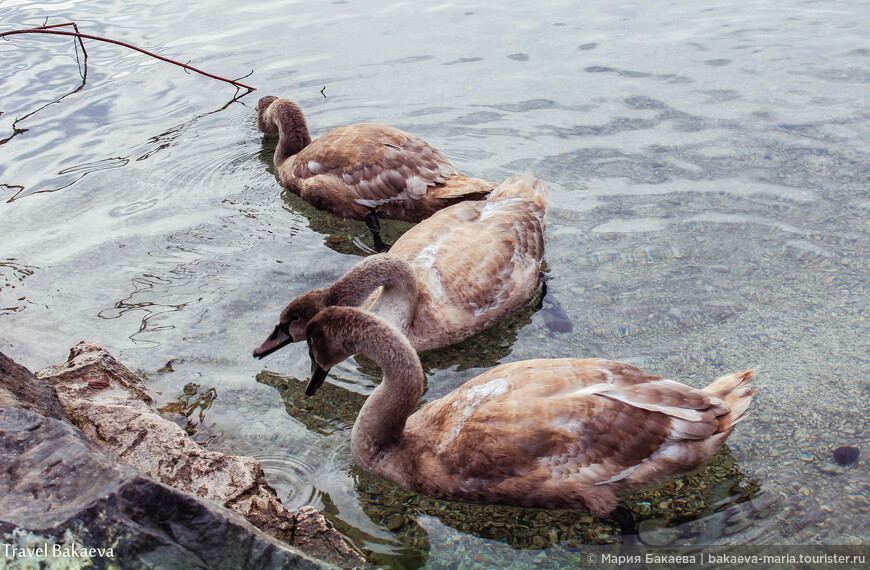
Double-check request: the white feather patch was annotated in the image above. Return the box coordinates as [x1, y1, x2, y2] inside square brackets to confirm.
[594, 464, 640, 486]
[556, 383, 615, 399]
[406, 176, 429, 199]
[598, 391, 705, 422]
[438, 377, 510, 452]
[355, 190, 411, 209]
[415, 245, 446, 297]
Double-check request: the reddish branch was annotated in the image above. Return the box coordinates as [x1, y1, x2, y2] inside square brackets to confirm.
[1, 23, 256, 94]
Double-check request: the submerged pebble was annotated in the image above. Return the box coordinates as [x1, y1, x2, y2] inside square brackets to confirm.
[638, 519, 677, 546]
[385, 514, 406, 531]
[819, 462, 846, 476]
[832, 446, 860, 466]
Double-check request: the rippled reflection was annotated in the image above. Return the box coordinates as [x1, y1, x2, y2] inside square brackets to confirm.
[2, 74, 251, 202]
[257, 370, 363, 437]
[157, 380, 219, 445]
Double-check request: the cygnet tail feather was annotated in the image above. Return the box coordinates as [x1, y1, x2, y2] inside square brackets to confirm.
[702, 369, 756, 432]
[488, 170, 549, 211]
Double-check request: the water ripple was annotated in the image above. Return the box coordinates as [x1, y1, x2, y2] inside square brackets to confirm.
[249, 451, 320, 507]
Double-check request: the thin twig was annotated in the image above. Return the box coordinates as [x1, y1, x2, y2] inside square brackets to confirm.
[0, 26, 256, 93]
[4, 88, 251, 202]
[0, 184, 26, 203]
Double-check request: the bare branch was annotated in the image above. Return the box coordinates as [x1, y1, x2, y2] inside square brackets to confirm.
[1, 20, 257, 196]
[27, 22, 89, 59]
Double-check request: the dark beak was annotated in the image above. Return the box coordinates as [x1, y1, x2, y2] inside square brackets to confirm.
[305, 342, 330, 396]
[252, 324, 292, 358]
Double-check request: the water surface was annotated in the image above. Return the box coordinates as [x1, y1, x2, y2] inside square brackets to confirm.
[2, 0, 868, 567]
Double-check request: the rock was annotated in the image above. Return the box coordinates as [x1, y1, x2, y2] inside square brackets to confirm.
[0, 405, 328, 569]
[0, 351, 66, 421]
[832, 446, 860, 466]
[819, 462, 847, 476]
[295, 506, 368, 565]
[383, 513, 406, 532]
[37, 342, 365, 568]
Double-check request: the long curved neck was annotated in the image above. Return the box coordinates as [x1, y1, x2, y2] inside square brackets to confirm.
[326, 255, 418, 335]
[349, 316, 424, 468]
[271, 100, 312, 165]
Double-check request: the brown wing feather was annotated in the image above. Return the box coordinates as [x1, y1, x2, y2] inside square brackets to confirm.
[386, 198, 545, 350]
[291, 123, 456, 205]
[411, 360, 669, 486]
[406, 358, 731, 507]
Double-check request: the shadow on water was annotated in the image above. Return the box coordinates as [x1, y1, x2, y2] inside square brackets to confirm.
[257, 367, 768, 569]
[256, 369, 364, 437]
[156, 379, 221, 447]
[343, 450, 764, 568]
[283, 187, 414, 257]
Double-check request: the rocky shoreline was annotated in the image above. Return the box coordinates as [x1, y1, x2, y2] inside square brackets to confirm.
[1, 343, 365, 569]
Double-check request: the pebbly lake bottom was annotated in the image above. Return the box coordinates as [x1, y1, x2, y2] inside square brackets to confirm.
[147, 246, 868, 569]
[157, 352, 864, 569]
[92, 174, 869, 567]
[5, 163, 868, 567]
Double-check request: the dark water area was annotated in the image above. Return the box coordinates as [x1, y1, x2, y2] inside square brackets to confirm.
[2, 0, 868, 567]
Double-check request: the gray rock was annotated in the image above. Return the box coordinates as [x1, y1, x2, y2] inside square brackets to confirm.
[37, 342, 365, 568]
[295, 506, 366, 566]
[819, 462, 847, 475]
[0, 351, 66, 421]
[0, 405, 328, 569]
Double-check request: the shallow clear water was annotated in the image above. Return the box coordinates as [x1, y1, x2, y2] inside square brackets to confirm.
[2, 0, 868, 567]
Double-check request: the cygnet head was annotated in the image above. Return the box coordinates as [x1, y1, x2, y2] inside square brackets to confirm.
[253, 289, 327, 359]
[256, 96, 312, 159]
[303, 306, 362, 396]
[256, 96, 279, 135]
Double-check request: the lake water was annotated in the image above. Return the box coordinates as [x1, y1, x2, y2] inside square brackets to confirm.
[2, 0, 868, 567]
